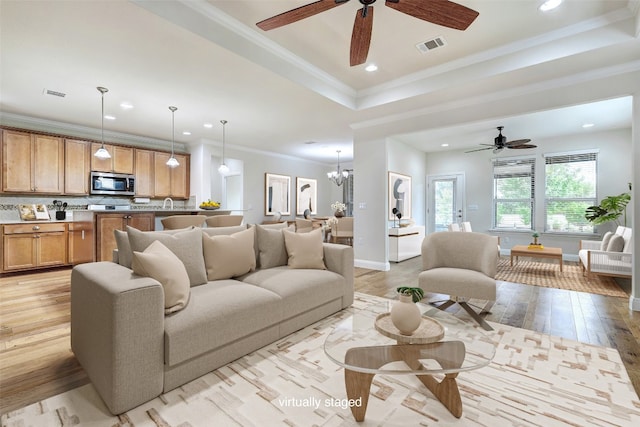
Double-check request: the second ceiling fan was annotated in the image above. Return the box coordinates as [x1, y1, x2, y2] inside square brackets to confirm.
[256, 0, 479, 66]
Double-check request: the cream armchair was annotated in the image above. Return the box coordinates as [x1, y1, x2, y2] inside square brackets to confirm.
[205, 215, 243, 227]
[418, 231, 498, 330]
[161, 215, 206, 230]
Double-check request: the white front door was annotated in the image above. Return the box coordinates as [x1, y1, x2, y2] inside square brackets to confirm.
[427, 173, 465, 233]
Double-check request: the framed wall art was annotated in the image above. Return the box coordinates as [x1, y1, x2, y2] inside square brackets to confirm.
[265, 173, 291, 216]
[388, 172, 412, 220]
[296, 177, 317, 216]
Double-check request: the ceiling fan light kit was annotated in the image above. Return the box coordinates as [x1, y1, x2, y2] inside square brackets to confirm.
[257, 0, 479, 66]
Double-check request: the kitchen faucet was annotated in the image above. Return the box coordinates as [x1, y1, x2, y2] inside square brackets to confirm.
[162, 197, 174, 210]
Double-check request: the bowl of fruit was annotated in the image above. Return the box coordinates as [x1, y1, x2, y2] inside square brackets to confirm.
[199, 200, 220, 210]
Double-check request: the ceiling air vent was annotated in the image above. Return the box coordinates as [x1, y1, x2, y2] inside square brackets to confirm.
[416, 36, 447, 54]
[43, 88, 66, 98]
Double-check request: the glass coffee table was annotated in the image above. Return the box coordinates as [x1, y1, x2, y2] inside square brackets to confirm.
[324, 300, 497, 422]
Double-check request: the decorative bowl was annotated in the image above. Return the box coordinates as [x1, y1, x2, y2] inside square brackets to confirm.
[199, 206, 220, 210]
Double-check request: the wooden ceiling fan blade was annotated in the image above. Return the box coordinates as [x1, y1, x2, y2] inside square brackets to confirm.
[385, 0, 479, 30]
[350, 7, 374, 66]
[508, 143, 537, 150]
[465, 146, 493, 153]
[505, 138, 532, 147]
[257, 0, 349, 31]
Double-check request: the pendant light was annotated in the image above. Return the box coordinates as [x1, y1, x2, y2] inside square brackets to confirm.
[94, 87, 111, 159]
[327, 150, 349, 186]
[218, 119, 229, 175]
[166, 106, 179, 168]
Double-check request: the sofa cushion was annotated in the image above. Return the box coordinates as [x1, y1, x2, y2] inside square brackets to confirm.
[202, 227, 256, 280]
[607, 234, 625, 252]
[163, 280, 282, 366]
[115, 227, 188, 268]
[255, 224, 290, 269]
[131, 240, 190, 314]
[283, 228, 326, 269]
[127, 226, 207, 286]
[202, 225, 247, 236]
[241, 266, 345, 318]
[600, 231, 614, 251]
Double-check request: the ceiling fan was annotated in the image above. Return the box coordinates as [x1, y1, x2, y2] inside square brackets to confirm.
[465, 126, 537, 153]
[256, 0, 479, 66]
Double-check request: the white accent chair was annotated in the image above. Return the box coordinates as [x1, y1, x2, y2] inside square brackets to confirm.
[448, 223, 461, 232]
[330, 217, 354, 245]
[461, 221, 472, 232]
[578, 226, 632, 279]
[418, 232, 498, 330]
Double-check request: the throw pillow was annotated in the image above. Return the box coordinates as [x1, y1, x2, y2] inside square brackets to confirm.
[202, 227, 256, 280]
[116, 227, 192, 269]
[600, 231, 614, 251]
[606, 234, 625, 252]
[255, 224, 291, 269]
[202, 225, 247, 236]
[131, 240, 190, 314]
[127, 226, 207, 286]
[283, 228, 326, 270]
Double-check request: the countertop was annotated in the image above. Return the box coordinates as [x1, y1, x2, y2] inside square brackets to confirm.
[0, 209, 232, 224]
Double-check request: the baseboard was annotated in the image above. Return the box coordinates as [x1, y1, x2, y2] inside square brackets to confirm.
[630, 296, 640, 312]
[354, 259, 390, 271]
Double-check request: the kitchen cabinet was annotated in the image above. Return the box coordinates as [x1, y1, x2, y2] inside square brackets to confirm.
[90, 143, 134, 174]
[388, 225, 425, 262]
[65, 139, 91, 195]
[2, 130, 64, 194]
[154, 152, 189, 199]
[95, 212, 154, 261]
[68, 222, 94, 265]
[134, 148, 154, 197]
[2, 223, 67, 271]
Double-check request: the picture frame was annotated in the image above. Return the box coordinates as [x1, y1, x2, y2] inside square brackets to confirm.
[388, 172, 412, 220]
[18, 204, 50, 221]
[265, 173, 291, 216]
[296, 177, 317, 216]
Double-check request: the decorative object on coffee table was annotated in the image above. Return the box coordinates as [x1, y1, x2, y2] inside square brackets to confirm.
[528, 231, 543, 249]
[390, 287, 424, 335]
[331, 201, 346, 217]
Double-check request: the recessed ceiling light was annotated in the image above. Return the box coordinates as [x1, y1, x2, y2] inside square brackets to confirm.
[539, 0, 562, 12]
[104, 115, 116, 120]
[120, 102, 134, 110]
[182, 131, 191, 136]
[582, 123, 595, 128]
[441, 143, 449, 147]
[365, 64, 378, 72]
[203, 123, 213, 128]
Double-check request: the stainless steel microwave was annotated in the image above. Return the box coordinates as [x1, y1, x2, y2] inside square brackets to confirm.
[90, 171, 135, 196]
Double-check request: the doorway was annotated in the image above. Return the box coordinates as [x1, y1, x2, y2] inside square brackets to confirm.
[427, 173, 465, 233]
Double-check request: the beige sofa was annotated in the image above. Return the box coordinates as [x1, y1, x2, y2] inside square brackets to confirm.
[578, 226, 632, 278]
[71, 223, 354, 414]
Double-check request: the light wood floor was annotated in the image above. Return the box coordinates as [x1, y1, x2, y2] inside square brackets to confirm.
[1, 260, 639, 415]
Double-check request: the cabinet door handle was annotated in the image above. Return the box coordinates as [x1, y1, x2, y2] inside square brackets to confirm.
[81, 230, 85, 239]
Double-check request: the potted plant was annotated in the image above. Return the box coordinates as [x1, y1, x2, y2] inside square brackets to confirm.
[391, 287, 424, 335]
[331, 201, 346, 217]
[585, 183, 632, 227]
[531, 232, 540, 246]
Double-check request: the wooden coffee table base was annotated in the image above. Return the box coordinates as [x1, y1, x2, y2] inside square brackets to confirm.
[510, 245, 563, 272]
[344, 342, 465, 421]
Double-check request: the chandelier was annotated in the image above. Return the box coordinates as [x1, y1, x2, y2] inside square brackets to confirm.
[327, 150, 349, 186]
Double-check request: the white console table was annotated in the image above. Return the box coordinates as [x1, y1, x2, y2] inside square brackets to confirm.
[389, 225, 425, 262]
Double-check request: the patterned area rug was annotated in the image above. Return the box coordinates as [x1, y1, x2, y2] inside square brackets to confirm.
[2, 293, 639, 427]
[497, 257, 628, 298]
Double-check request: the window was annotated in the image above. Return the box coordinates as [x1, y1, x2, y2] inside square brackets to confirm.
[493, 158, 535, 229]
[544, 151, 597, 233]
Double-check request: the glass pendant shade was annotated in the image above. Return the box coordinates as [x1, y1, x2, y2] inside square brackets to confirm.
[218, 119, 228, 175]
[166, 106, 179, 168]
[94, 86, 111, 159]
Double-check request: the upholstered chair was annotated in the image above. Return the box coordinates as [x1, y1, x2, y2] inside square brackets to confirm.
[295, 218, 314, 233]
[330, 217, 353, 245]
[205, 215, 244, 227]
[161, 215, 206, 230]
[461, 221, 473, 232]
[448, 223, 461, 232]
[418, 231, 498, 330]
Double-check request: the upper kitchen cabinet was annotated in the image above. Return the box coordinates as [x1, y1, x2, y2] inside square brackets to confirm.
[134, 148, 154, 197]
[2, 130, 64, 194]
[65, 139, 91, 195]
[90, 143, 134, 174]
[154, 152, 189, 199]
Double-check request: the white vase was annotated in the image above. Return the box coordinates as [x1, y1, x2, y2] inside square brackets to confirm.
[390, 294, 422, 335]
